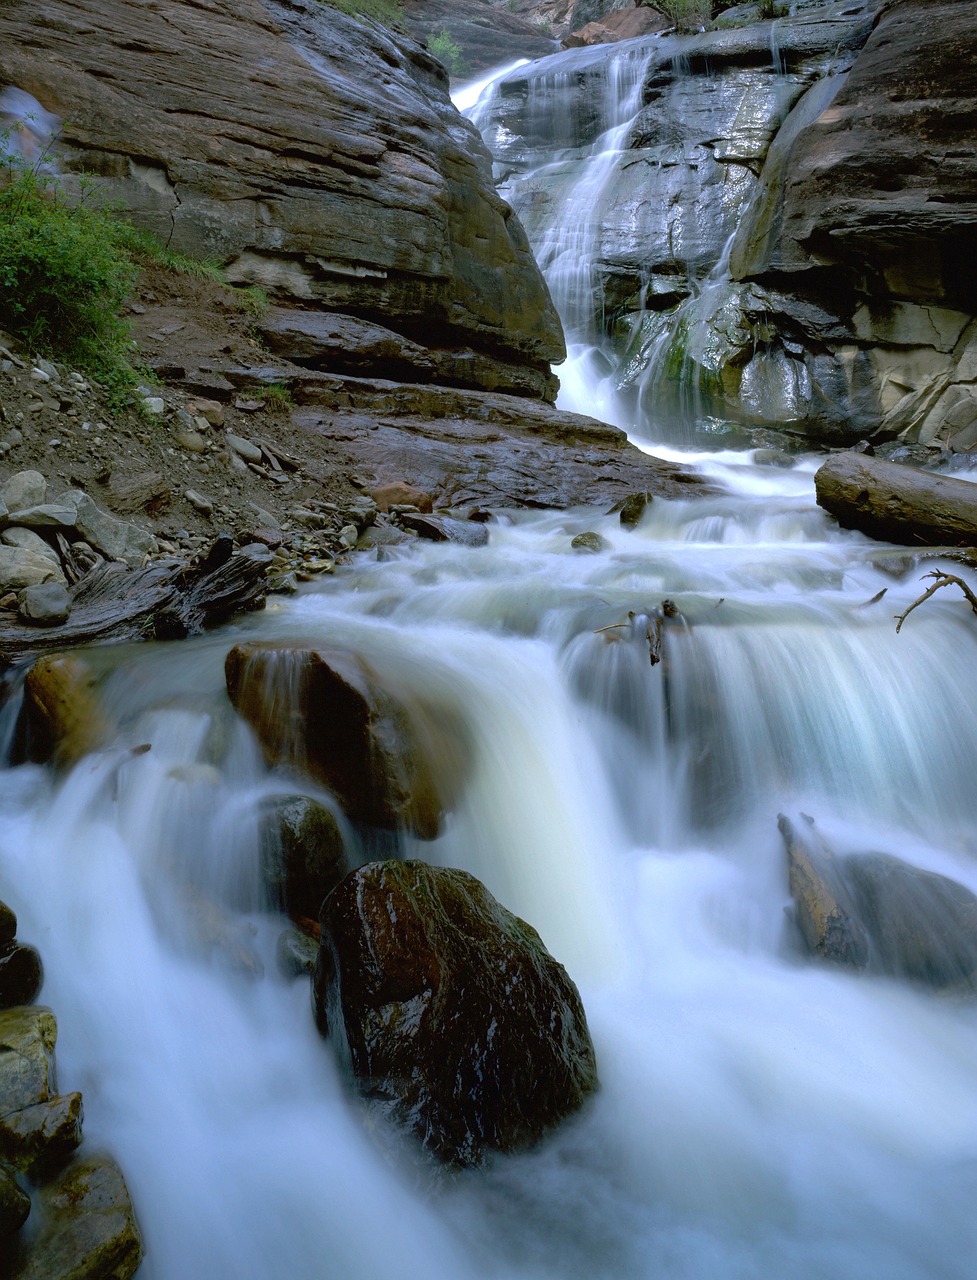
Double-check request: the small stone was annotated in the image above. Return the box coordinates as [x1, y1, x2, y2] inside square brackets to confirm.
[35, 358, 59, 381]
[225, 433, 262, 463]
[338, 524, 358, 549]
[276, 928, 319, 979]
[618, 492, 653, 529]
[0, 470, 47, 514]
[174, 429, 207, 453]
[571, 531, 609, 553]
[142, 396, 166, 415]
[184, 490, 214, 517]
[30, 368, 51, 384]
[17, 582, 71, 627]
[190, 398, 225, 427]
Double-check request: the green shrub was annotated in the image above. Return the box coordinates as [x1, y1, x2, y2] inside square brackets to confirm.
[320, 0, 403, 24]
[428, 29, 468, 78]
[0, 159, 137, 395]
[651, 0, 713, 30]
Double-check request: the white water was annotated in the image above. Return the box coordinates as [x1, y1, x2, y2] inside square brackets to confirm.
[4, 49, 977, 1280]
[4, 477, 977, 1279]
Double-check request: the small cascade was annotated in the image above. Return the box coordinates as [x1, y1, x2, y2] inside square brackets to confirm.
[0, 85, 60, 166]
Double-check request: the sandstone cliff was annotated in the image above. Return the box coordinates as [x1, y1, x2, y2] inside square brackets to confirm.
[0, 0, 564, 400]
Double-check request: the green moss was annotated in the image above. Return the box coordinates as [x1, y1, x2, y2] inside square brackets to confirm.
[319, 0, 403, 25]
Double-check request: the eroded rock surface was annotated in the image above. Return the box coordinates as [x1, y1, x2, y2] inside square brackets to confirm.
[0, 0, 563, 398]
[313, 860, 598, 1166]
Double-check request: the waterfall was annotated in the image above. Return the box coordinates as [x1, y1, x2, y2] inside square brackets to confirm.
[4, 28, 977, 1280]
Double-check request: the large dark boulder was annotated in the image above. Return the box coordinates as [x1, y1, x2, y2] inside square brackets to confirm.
[0, 0, 564, 397]
[225, 644, 446, 838]
[0, 944, 43, 1010]
[313, 860, 598, 1167]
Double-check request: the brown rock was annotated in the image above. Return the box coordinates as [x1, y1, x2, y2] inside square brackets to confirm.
[368, 482, 434, 514]
[0, 1092, 84, 1174]
[313, 860, 598, 1166]
[21, 654, 111, 768]
[225, 644, 446, 838]
[778, 815, 869, 969]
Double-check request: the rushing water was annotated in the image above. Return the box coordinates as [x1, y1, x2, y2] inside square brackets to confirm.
[4, 463, 977, 1279]
[3, 45, 977, 1280]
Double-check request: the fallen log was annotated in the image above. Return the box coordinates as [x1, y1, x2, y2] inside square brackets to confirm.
[814, 452, 977, 546]
[0, 544, 271, 670]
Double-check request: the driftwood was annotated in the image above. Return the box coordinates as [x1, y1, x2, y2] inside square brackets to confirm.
[0, 545, 270, 670]
[894, 571, 977, 633]
[815, 452, 977, 546]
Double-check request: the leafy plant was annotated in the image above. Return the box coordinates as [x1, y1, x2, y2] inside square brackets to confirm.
[319, 0, 403, 25]
[0, 149, 137, 398]
[428, 29, 468, 78]
[648, 0, 713, 30]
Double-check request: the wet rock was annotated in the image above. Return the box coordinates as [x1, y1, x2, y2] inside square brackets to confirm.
[397, 513, 490, 546]
[570, 530, 609, 553]
[843, 853, 977, 991]
[8, 1153, 142, 1280]
[0, 944, 43, 1009]
[17, 582, 71, 627]
[0, 902, 15, 947]
[0, 1007, 57, 1115]
[0, 1091, 83, 1174]
[275, 927, 319, 980]
[21, 654, 111, 769]
[778, 815, 869, 969]
[313, 860, 598, 1166]
[226, 644, 446, 838]
[0, 1162, 30, 1241]
[616, 491, 653, 529]
[262, 795, 349, 920]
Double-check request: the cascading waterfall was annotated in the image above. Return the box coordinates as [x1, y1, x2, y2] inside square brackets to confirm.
[3, 44, 977, 1280]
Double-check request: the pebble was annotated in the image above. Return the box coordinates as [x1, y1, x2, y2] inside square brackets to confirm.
[142, 397, 166, 415]
[184, 490, 214, 516]
[226, 433, 262, 464]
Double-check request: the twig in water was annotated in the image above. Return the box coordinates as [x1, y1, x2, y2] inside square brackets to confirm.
[894, 571, 977, 633]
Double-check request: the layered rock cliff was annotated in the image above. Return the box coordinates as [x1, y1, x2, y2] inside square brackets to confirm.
[475, 0, 977, 448]
[0, 0, 564, 400]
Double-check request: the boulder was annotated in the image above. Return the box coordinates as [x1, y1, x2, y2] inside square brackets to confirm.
[262, 795, 349, 921]
[0, 902, 15, 948]
[570, 530, 609, 552]
[61, 491, 157, 567]
[313, 860, 598, 1166]
[7, 1153, 142, 1280]
[397, 513, 490, 546]
[0, 471, 47, 515]
[0, 546, 60, 593]
[21, 654, 111, 769]
[0, 528, 65, 582]
[814, 452, 977, 546]
[843, 852, 977, 991]
[0, 944, 43, 1009]
[0, 1008, 57, 1115]
[0, 1092, 84, 1175]
[0, 0, 563, 397]
[17, 582, 71, 627]
[226, 645, 444, 838]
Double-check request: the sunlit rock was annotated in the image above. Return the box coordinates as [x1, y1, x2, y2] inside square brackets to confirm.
[313, 860, 598, 1167]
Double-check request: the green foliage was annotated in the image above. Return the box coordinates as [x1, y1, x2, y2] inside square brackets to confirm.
[254, 382, 293, 410]
[428, 29, 468, 78]
[319, 0, 403, 25]
[0, 156, 137, 397]
[651, 0, 713, 29]
[231, 284, 269, 318]
[114, 223, 224, 283]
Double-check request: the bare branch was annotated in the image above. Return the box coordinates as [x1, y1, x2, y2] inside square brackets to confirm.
[895, 572, 977, 633]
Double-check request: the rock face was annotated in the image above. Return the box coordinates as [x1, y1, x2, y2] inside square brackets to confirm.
[225, 644, 446, 838]
[475, 0, 977, 446]
[402, 0, 559, 76]
[815, 452, 977, 546]
[313, 860, 598, 1166]
[0, 0, 564, 399]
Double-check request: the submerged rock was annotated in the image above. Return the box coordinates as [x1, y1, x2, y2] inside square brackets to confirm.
[313, 860, 598, 1167]
[778, 814, 869, 969]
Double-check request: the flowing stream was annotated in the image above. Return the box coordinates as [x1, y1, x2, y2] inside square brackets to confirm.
[3, 44, 977, 1280]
